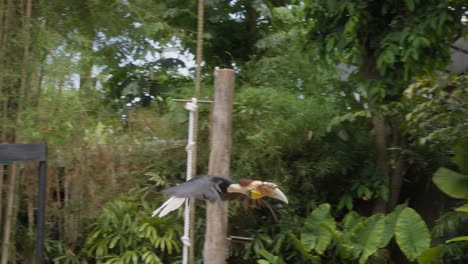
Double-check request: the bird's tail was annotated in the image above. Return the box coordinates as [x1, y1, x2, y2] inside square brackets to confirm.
[152, 196, 186, 217]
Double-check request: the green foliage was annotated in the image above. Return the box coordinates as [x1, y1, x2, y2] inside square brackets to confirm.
[288, 233, 320, 262]
[417, 244, 444, 264]
[402, 75, 467, 146]
[4, 0, 468, 263]
[419, 210, 468, 264]
[432, 211, 468, 241]
[45, 240, 87, 264]
[432, 138, 468, 200]
[160, 0, 276, 68]
[103, 58, 192, 111]
[302, 0, 466, 86]
[296, 203, 441, 263]
[429, 138, 468, 263]
[85, 197, 182, 263]
[256, 248, 285, 264]
[231, 86, 338, 183]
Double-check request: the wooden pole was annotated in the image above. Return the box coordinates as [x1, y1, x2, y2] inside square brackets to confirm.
[203, 69, 235, 264]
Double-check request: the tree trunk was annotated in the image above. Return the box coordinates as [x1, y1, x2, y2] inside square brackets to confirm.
[361, 54, 390, 214]
[245, 0, 258, 54]
[388, 120, 406, 210]
[78, 2, 95, 93]
[203, 69, 235, 264]
[64, 168, 71, 242]
[371, 116, 389, 213]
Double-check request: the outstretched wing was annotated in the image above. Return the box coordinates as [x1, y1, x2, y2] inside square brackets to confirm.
[153, 175, 234, 217]
[162, 175, 235, 203]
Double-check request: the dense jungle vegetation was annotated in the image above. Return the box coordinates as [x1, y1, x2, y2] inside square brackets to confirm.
[0, 0, 467, 263]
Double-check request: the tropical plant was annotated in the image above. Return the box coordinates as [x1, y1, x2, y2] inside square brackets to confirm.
[296, 203, 436, 263]
[429, 138, 468, 263]
[85, 197, 183, 263]
[2, 0, 468, 262]
[44, 239, 87, 264]
[256, 248, 285, 264]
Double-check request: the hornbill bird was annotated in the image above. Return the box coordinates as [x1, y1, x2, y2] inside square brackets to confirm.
[152, 175, 289, 217]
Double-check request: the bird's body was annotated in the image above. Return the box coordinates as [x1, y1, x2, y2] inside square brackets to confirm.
[152, 175, 288, 217]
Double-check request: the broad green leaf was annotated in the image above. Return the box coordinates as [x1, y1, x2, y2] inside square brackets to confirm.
[433, 168, 468, 199]
[301, 203, 336, 254]
[417, 244, 444, 264]
[446, 236, 468, 243]
[378, 205, 404, 248]
[347, 214, 386, 264]
[453, 139, 468, 174]
[395, 208, 430, 261]
[343, 211, 362, 232]
[288, 233, 320, 262]
[256, 248, 284, 264]
[455, 204, 468, 212]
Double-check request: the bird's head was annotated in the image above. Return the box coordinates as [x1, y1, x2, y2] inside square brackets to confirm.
[228, 179, 289, 204]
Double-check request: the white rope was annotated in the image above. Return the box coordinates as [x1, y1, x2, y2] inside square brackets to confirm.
[182, 97, 198, 264]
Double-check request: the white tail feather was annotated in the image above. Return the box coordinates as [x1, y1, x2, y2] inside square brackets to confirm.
[152, 196, 186, 217]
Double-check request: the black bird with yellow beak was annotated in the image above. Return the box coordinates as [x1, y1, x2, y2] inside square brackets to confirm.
[152, 175, 288, 217]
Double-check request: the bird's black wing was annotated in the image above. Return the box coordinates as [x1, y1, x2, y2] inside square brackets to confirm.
[162, 175, 235, 203]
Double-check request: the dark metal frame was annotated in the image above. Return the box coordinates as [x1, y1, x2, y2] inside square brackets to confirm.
[0, 143, 47, 264]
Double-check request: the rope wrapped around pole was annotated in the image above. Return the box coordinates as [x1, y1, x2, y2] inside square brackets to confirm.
[181, 98, 198, 264]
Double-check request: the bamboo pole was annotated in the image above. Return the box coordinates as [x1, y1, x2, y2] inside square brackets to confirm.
[203, 69, 235, 264]
[1, 0, 32, 262]
[0, 0, 14, 235]
[187, 1, 205, 262]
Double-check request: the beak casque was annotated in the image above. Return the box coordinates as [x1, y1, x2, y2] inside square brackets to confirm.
[269, 188, 289, 204]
